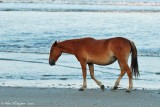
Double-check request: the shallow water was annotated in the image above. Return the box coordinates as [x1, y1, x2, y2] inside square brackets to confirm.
[0, 2, 160, 89]
[0, 52, 160, 89]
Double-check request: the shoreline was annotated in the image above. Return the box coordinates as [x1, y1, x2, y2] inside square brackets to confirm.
[0, 51, 160, 90]
[0, 86, 160, 107]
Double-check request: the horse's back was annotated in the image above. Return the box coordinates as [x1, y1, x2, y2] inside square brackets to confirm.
[76, 37, 131, 54]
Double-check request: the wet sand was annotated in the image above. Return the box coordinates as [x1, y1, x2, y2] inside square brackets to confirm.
[0, 87, 160, 107]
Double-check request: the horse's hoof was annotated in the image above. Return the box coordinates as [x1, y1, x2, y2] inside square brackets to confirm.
[126, 90, 131, 93]
[101, 85, 105, 91]
[113, 86, 118, 90]
[79, 88, 84, 91]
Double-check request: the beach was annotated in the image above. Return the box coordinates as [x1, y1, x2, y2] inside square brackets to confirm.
[0, 87, 160, 107]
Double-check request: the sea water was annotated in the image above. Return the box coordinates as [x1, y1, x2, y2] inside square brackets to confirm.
[0, 1, 160, 90]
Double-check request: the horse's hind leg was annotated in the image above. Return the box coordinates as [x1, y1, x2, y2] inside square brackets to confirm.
[126, 68, 133, 92]
[88, 64, 105, 91]
[117, 61, 133, 92]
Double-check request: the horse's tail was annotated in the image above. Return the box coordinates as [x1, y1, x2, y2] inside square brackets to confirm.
[130, 41, 140, 78]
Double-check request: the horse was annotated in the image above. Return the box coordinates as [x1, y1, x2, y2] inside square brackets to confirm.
[49, 37, 139, 92]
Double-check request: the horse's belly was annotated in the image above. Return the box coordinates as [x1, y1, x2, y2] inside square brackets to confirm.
[89, 56, 117, 65]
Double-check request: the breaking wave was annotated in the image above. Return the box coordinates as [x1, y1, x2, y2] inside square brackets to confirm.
[0, 2, 160, 12]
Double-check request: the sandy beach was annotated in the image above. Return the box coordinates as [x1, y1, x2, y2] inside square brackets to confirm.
[0, 87, 160, 107]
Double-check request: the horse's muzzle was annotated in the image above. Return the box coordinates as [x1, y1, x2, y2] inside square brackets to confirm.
[49, 59, 55, 66]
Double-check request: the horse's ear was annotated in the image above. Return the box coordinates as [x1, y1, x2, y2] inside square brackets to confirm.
[53, 41, 58, 46]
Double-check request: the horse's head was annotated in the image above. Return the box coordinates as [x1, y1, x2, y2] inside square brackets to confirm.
[49, 41, 62, 66]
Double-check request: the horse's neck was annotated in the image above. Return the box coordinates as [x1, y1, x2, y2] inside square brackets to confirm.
[59, 41, 75, 54]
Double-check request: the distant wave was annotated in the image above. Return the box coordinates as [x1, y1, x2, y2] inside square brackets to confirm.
[0, 48, 160, 57]
[0, 2, 160, 12]
[0, 43, 160, 57]
[1, 0, 160, 6]
[53, 1, 160, 6]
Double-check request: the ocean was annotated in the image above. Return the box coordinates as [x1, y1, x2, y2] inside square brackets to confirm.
[0, 0, 160, 90]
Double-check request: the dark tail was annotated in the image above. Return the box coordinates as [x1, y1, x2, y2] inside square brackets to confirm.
[130, 41, 140, 78]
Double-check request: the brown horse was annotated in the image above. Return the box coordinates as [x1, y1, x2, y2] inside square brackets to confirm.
[49, 37, 139, 92]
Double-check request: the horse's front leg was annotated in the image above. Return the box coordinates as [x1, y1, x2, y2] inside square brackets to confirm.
[88, 64, 105, 91]
[79, 62, 87, 91]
